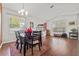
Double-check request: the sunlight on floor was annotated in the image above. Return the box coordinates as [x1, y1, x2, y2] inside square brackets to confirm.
[51, 38, 70, 54]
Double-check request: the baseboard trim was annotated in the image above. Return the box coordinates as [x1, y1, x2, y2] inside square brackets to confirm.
[0, 40, 16, 48]
[2, 40, 16, 45]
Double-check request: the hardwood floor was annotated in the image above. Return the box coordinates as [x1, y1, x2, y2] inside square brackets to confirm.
[0, 37, 79, 56]
[42, 37, 79, 56]
[0, 43, 10, 56]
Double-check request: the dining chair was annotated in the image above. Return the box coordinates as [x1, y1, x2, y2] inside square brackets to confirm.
[24, 31, 42, 55]
[15, 31, 20, 50]
[19, 31, 26, 53]
[32, 31, 42, 46]
[15, 30, 25, 53]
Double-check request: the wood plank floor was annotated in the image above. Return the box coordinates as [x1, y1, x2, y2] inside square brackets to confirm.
[42, 37, 79, 56]
[0, 37, 79, 56]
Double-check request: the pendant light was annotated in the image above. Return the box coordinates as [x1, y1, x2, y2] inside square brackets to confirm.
[18, 3, 28, 16]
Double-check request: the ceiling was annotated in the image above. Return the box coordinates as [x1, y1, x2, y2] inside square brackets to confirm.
[3, 3, 79, 20]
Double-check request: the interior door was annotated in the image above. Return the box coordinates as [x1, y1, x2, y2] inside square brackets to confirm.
[0, 3, 2, 45]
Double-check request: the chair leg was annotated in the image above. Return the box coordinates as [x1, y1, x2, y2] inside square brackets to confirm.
[23, 43, 26, 56]
[39, 43, 41, 51]
[31, 45, 33, 55]
[16, 39, 19, 49]
[40, 40, 42, 47]
[20, 43, 22, 53]
[27, 43, 28, 49]
[16, 43, 19, 49]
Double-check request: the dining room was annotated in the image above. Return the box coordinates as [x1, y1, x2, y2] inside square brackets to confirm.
[0, 3, 79, 56]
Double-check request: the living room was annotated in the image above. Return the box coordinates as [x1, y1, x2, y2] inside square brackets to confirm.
[0, 3, 79, 56]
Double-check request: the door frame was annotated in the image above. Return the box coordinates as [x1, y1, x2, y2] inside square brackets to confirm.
[0, 3, 2, 47]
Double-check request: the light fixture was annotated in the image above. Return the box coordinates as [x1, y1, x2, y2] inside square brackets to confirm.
[18, 3, 28, 16]
[50, 4, 54, 8]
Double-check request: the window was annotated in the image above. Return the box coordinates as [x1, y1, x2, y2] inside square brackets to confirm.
[10, 16, 20, 28]
[10, 16, 26, 31]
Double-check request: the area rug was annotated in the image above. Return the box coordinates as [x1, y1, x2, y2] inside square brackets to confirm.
[9, 43, 50, 56]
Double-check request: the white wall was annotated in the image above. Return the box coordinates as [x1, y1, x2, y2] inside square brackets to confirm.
[65, 15, 77, 37]
[2, 7, 27, 43]
[2, 7, 11, 43]
[2, 3, 79, 43]
[2, 7, 46, 44]
[76, 14, 79, 40]
[0, 8, 1, 45]
[47, 14, 78, 38]
[26, 16, 45, 28]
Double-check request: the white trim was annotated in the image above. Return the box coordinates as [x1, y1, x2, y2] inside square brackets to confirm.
[2, 40, 16, 44]
[0, 40, 16, 48]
